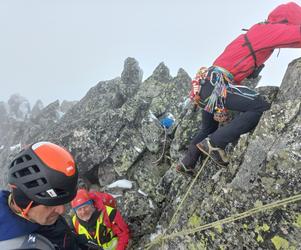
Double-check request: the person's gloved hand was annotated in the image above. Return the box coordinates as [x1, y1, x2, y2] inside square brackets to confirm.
[192, 93, 201, 112]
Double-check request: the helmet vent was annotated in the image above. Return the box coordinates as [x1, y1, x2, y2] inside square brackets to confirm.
[16, 157, 24, 164]
[30, 165, 40, 173]
[24, 180, 39, 188]
[16, 168, 31, 177]
[11, 157, 24, 167]
[10, 155, 32, 168]
[24, 178, 47, 188]
[24, 155, 32, 161]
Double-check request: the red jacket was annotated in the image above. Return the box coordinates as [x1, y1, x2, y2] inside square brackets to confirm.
[213, 2, 301, 84]
[90, 191, 130, 250]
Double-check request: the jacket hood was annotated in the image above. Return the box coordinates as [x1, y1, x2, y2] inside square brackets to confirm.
[267, 2, 301, 24]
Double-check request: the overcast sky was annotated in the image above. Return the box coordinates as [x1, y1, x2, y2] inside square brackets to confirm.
[0, 0, 300, 106]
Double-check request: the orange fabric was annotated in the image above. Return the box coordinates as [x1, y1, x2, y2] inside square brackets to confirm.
[74, 217, 80, 234]
[33, 142, 76, 176]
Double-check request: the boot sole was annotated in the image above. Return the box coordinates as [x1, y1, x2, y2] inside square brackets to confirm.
[196, 144, 228, 168]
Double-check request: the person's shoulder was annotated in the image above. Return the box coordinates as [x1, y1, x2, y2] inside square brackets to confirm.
[0, 190, 10, 200]
[0, 233, 56, 250]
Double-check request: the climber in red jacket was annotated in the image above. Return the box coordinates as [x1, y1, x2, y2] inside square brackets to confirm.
[71, 189, 130, 250]
[177, 2, 301, 175]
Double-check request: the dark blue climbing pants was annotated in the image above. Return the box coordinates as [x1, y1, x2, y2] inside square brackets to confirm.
[181, 79, 270, 169]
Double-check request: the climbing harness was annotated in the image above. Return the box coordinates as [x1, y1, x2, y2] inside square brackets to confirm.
[190, 66, 260, 121]
[204, 66, 234, 114]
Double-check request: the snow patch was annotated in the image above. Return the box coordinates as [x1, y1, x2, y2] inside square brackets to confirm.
[57, 111, 65, 119]
[148, 199, 155, 209]
[107, 179, 132, 189]
[148, 110, 158, 122]
[111, 194, 123, 198]
[138, 189, 148, 196]
[134, 146, 142, 153]
[149, 225, 163, 241]
[0, 145, 4, 150]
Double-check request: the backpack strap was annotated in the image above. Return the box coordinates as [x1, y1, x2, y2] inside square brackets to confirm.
[103, 206, 112, 229]
[243, 34, 258, 68]
[73, 217, 80, 234]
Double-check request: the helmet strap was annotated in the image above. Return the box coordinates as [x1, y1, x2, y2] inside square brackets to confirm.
[8, 193, 34, 221]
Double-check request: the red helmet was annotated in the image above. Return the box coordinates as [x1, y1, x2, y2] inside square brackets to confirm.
[71, 188, 92, 209]
[9, 141, 78, 206]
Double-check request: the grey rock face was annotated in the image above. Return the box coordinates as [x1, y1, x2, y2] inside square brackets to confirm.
[31, 100, 44, 119]
[121, 57, 143, 86]
[60, 100, 78, 113]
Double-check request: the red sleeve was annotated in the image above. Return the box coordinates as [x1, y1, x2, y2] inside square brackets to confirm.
[111, 210, 130, 250]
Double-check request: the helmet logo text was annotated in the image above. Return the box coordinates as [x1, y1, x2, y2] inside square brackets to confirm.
[47, 188, 58, 197]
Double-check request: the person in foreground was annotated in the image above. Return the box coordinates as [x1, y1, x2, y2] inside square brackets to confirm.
[177, 2, 301, 176]
[71, 188, 130, 250]
[0, 141, 80, 249]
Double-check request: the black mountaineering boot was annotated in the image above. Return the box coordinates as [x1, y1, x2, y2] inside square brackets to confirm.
[196, 138, 229, 167]
[176, 162, 196, 178]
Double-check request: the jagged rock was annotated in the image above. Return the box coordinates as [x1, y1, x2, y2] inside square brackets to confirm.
[60, 100, 77, 113]
[138, 58, 301, 249]
[0, 101, 8, 122]
[276, 58, 301, 103]
[118, 191, 160, 238]
[241, 75, 261, 89]
[149, 62, 172, 82]
[121, 57, 143, 86]
[31, 100, 44, 119]
[7, 94, 30, 121]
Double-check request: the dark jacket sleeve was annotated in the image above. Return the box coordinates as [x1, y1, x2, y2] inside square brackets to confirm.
[109, 209, 130, 250]
[36, 216, 81, 250]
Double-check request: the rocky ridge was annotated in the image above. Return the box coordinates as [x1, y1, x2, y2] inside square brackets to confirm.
[0, 57, 300, 249]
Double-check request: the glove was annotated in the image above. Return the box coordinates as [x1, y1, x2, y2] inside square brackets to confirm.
[192, 94, 201, 112]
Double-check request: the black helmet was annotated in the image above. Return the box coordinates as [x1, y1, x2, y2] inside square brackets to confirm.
[8, 142, 78, 206]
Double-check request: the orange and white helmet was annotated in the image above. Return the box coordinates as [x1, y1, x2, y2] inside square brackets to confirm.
[8, 142, 78, 206]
